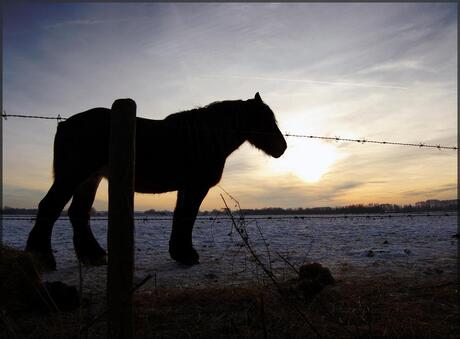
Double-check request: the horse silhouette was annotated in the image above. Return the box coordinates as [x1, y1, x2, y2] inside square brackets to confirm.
[26, 93, 287, 269]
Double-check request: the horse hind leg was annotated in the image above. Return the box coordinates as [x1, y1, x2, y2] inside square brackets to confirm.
[26, 178, 79, 270]
[68, 175, 107, 266]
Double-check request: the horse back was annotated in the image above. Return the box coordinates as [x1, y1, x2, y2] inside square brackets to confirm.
[53, 108, 225, 192]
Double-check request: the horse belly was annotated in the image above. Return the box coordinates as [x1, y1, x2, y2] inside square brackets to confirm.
[133, 148, 184, 193]
[129, 119, 226, 193]
[134, 167, 182, 193]
[133, 155, 224, 193]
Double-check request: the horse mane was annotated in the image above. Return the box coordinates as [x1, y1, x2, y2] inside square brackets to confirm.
[165, 99, 246, 123]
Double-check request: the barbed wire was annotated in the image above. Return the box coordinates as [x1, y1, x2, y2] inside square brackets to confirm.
[284, 133, 458, 150]
[2, 112, 457, 150]
[1, 213, 456, 222]
[2, 112, 66, 121]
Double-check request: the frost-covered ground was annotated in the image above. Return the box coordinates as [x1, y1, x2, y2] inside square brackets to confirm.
[2, 214, 457, 294]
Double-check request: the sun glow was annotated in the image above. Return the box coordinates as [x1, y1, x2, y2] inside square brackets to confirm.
[270, 138, 342, 182]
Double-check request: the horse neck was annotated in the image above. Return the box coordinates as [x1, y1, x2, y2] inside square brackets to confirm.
[213, 101, 248, 158]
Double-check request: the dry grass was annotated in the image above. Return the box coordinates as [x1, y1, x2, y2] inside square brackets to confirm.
[1, 245, 458, 338]
[1, 274, 458, 338]
[0, 246, 45, 313]
[130, 276, 458, 339]
[307, 277, 459, 339]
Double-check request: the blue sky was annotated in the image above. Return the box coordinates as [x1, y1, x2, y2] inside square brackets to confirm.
[3, 3, 457, 210]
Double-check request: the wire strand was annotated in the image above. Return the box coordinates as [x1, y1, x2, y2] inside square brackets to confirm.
[2, 112, 457, 150]
[283, 133, 458, 150]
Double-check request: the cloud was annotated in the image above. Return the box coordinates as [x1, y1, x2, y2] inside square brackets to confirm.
[2, 184, 110, 210]
[217, 172, 369, 208]
[400, 184, 458, 198]
[3, 185, 47, 208]
[3, 3, 457, 209]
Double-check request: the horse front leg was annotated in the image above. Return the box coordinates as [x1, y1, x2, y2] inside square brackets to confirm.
[169, 187, 209, 265]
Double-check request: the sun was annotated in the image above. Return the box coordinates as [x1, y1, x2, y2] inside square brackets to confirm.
[270, 138, 342, 182]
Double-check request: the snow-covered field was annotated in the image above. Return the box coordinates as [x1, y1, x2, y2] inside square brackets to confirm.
[2, 214, 457, 293]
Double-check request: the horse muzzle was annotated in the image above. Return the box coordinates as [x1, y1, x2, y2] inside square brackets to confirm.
[271, 139, 287, 158]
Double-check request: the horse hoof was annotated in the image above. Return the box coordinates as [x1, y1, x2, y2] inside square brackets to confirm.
[74, 237, 107, 267]
[169, 247, 200, 266]
[26, 237, 57, 271]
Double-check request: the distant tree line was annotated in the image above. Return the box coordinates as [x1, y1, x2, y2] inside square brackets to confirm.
[2, 199, 457, 216]
[234, 201, 458, 215]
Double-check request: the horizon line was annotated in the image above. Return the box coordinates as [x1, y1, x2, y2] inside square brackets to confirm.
[2, 198, 457, 213]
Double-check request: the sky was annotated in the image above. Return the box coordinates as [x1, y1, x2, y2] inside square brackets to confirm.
[3, 3, 457, 211]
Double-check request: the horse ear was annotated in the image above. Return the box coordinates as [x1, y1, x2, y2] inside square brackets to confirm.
[254, 92, 262, 102]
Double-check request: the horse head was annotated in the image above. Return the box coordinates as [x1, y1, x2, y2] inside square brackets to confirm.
[246, 92, 287, 158]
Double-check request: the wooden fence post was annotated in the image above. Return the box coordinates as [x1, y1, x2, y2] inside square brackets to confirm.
[107, 98, 136, 339]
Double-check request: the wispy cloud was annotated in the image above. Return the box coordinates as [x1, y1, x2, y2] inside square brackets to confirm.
[44, 18, 130, 29]
[198, 75, 409, 90]
[355, 59, 434, 75]
[400, 184, 458, 198]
